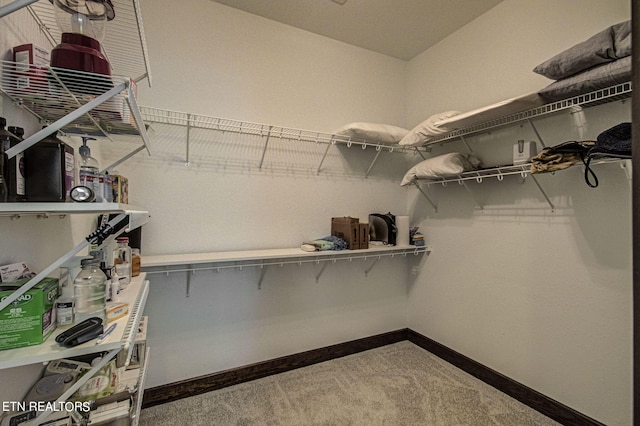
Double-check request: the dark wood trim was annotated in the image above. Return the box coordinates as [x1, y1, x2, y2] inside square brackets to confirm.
[631, 2, 639, 424]
[142, 328, 603, 425]
[142, 329, 408, 408]
[406, 329, 604, 426]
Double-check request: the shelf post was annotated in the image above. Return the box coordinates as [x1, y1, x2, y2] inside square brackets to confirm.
[365, 146, 383, 178]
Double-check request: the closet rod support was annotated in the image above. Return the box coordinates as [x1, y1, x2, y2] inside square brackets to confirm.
[364, 257, 380, 277]
[527, 119, 546, 148]
[529, 174, 555, 211]
[258, 126, 273, 169]
[413, 183, 438, 213]
[460, 135, 473, 153]
[185, 113, 192, 166]
[317, 141, 332, 174]
[461, 180, 483, 210]
[365, 148, 383, 177]
[258, 264, 268, 289]
[315, 262, 329, 283]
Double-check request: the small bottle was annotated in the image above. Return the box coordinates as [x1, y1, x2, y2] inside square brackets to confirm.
[113, 237, 132, 287]
[110, 268, 121, 301]
[78, 136, 101, 201]
[73, 258, 107, 323]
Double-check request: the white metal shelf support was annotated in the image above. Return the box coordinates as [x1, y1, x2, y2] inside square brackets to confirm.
[0, 0, 37, 18]
[413, 182, 438, 213]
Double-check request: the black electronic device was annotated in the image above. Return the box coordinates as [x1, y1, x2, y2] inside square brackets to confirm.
[55, 317, 103, 347]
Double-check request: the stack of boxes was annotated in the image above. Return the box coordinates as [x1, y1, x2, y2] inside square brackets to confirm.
[331, 217, 369, 250]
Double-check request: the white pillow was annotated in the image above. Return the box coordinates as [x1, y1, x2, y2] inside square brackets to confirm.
[400, 152, 482, 186]
[334, 122, 409, 144]
[399, 111, 461, 147]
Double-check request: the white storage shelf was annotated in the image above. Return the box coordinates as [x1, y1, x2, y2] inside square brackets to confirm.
[143, 245, 432, 293]
[424, 82, 632, 146]
[0, 202, 148, 216]
[0, 273, 149, 370]
[143, 245, 432, 272]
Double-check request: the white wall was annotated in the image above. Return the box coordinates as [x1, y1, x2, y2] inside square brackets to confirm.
[0, 0, 634, 424]
[105, 0, 415, 388]
[405, 1, 631, 425]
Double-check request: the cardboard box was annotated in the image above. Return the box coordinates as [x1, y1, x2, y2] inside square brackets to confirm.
[331, 217, 359, 250]
[110, 174, 129, 204]
[358, 223, 370, 249]
[0, 277, 58, 351]
[12, 44, 50, 92]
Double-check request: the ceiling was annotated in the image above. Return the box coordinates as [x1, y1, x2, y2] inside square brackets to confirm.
[210, 0, 504, 60]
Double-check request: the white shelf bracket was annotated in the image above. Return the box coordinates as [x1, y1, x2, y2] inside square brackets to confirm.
[124, 79, 153, 156]
[527, 118, 546, 148]
[529, 174, 555, 212]
[258, 263, 268, 289]
[315, 261, 330, 283]
[365, 146, 383, 178]
[317, 138, 333, 174]
[185, 267, 193, 297]
[460, 135, 473, 153]
[459, 179, 483, 210]
[413, 183, 438, 213]
[364, 256, 381, 277]
[258, 126, 273, 169]
[185, 113, 192, 166]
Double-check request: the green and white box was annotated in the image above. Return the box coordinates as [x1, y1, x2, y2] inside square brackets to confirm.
[0, 277, 59, 351]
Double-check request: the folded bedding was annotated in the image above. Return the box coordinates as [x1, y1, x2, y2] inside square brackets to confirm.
[400, 152, 482, 186]
[399, 110, 461, 147]
[533, 20, 630, 81]
[333, 122, 409, 144]
[436, 92, 545, 131]
[538, 55, 631, 102]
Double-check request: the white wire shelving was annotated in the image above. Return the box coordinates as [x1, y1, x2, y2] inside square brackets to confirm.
[140, 106, 427, 177]
[0, 0, 152, 85]
[424, 82, 632, 147]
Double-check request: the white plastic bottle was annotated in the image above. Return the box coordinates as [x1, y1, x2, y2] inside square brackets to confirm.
[113, 237, 132, 287]
[73, 258, 107, 323]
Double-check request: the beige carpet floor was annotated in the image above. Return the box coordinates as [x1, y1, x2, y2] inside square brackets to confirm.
[138, 341, 560, 425]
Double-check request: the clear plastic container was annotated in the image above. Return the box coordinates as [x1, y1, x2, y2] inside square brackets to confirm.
[73, 258, 107, 323]
[113, 237, 132, 287]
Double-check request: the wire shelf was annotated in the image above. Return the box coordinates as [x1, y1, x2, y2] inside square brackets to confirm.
[425, 82, 632, 146]
[1, 59, 142, 137]
[140, 106, 422, 153]
[26, 0, 152, 85]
